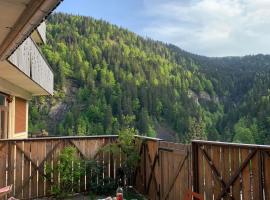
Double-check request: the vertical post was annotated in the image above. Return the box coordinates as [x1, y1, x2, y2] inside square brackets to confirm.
[0, 109, 2, 138]
[8, 141, 11, 184]
[258, 150, 264, 200]
[7, 141, 13, 198]
[157, 140, 160, 200]
[188, 145, 192, 190]
[7, 111, 9, 139]
[143, 142, 147, 194]
[4, 110, 8, 139]
[192, 141, 199, 193]
[160, 142, 163, 199]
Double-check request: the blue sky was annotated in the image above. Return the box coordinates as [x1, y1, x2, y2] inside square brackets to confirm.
[56, 0, 270, 57]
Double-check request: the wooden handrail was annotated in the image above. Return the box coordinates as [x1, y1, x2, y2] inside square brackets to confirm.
[0, 135, 163, 142]
[192, 140, 270, 150]
[0, 135, 119, 142]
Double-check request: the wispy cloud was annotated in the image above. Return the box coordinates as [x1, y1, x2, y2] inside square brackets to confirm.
[141, 0, 270, 56]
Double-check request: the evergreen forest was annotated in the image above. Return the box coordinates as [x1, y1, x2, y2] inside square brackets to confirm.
[29, 13, 270, 144]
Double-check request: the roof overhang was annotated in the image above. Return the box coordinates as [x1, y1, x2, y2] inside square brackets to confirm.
[0, 59, 52, 99]
[0, 0, 62, 61]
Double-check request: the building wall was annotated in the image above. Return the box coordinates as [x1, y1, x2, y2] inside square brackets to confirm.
[0, 21, 50, 139]
[0, 78, 29, 139]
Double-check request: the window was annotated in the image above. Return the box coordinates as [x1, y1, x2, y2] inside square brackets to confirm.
[15, 97, 27, 133]
[0, 94, 8, 138]
[0, 95, 4, 105]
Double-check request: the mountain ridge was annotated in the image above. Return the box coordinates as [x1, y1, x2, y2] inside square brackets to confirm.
[29, 13, 270, 144]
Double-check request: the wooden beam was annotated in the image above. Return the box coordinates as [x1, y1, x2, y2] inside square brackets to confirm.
[145, 144, 159, 192]
[67, 139, 87, 160]
[192, 142, 199, 194]
[216, 149, 257, 200]
[258, 150, 264, 200]
[146, 151, 159, 194]
[193, 140, 270, 150]
[200, 147, 227, 189]
[133, 140, 144, 186]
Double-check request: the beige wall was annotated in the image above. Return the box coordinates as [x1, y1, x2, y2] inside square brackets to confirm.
[0, 77, 31, 100]
[0, 77, 29, 139]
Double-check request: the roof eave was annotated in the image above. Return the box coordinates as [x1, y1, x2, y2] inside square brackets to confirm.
[0, 0, 63, 61]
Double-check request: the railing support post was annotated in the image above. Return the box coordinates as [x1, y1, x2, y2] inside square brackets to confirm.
[143, 142, 147, 194]
[192, 141, 199, 193]
[259, 150, 264, 200]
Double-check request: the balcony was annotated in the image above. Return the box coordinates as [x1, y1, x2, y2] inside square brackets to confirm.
[0, 135, 269, 199]
[2, 37, 54, 96]
[31, 21, 46, 44]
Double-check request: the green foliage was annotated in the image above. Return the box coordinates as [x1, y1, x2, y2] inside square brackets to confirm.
[147, 125, 157, 137]
[185, 117, 207, 143]
[29, 13, 223, 141]
[102, 117, 140, 185]
[117, 128, 140, 172]
[233, 118, 255, 144]
[29, 13, 270, 144]
[85, 160, 117, 195]
[45, 147, 84, 199]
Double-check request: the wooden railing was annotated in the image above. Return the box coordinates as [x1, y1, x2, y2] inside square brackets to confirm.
[0, 136, 120, 199]
[192, 140, 270, 200]
[8, 37, 53, 95]
[0, 136, 270, 200]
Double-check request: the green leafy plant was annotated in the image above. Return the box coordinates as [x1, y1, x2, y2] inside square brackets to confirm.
[85, 159, 117, 195]
[45, 146, 84, 199]
[102, 116, 141, 186]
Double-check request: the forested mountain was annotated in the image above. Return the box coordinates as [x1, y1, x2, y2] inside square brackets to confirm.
[29, 13, 270, 144]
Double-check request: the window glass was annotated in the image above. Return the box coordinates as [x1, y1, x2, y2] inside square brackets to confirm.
[1, 111, 4, 138]
[0, 94, 8, 139]
[0, 95, 5, 106]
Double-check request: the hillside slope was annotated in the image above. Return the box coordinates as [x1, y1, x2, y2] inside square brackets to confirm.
[29, 13, 270, 144]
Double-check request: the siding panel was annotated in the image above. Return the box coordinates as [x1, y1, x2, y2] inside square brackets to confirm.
[8, 38, 53, 95]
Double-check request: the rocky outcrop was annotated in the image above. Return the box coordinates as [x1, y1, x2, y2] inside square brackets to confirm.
[188, 90, 219, 104]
